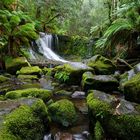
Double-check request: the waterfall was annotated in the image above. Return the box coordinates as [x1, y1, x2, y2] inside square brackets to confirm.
[30, 32, 68, 63]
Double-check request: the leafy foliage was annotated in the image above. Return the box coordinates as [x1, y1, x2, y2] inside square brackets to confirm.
[0, 9, 38, 56]
[95, 0, 140, 58]
[55, 71, 70, 83]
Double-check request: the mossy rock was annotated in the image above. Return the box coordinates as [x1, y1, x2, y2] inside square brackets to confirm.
[54, 90, 72, 96]
[0, 75, 10, 83]
[16, 66, 42, 76]
[17, 75, 38, 81]
[94, 121, 105, 140]
[5, 57, 30, 74]
[0, 98, 49, 140]
[123, 72, 140, 103]
[54, 62, 93, 84]
[82, 73, 119, 92]
[5, 88, 52, 102]
[86, 55, 116, 75]
[87, 90, 140, 139]
[119, 63, 140, 92]
[48, 99, 77, 127]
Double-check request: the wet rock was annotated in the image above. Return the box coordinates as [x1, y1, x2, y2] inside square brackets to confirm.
[82, 73, 119, 92]
[48, 99, 77, 127]
[53, 62, 93, 84]
[0, 98, 49, 140]
[55, 90, 72, 96]
[87, 90, 140, 139]
[71, 91, 85, 99]
[5, 57, 30, 74]
[120, 63, 140, 91]
[85, 55, 116, 75]
[123, 72, 140, 103]
[39, 76, 54, 90]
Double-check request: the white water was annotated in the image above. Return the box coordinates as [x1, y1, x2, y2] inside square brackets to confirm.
[35, 33, 68, 63]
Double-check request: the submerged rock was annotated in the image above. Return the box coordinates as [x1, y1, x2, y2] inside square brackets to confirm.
[71, 91, 85, 99]
[5, 88, 52, 102]
[82, 72, 119, 92]
[48, 99, 77, 127]
[85, 55, 116, 75]
[0, 98, 49, 140]
[123, 72, 140, 103]
[5, 57, 30, 74]
[87, 90, 140, 139]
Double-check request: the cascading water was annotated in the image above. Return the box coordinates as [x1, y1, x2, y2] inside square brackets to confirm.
[30, 32, 68, 63]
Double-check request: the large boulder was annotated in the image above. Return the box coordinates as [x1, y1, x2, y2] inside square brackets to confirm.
[82, 72, 119, 92]
[85, 55, 116, 75]
[48, 99, 77, 127]
[123, 72, 140, 103]
[5, 88, 52, 102]
[119, 63, 140, 91]
[0, 98, 49, 140]
[54, 62, 93, 84]
[16, 66, 42, 77]
[87, 90, 140, 140]
[5, 57, 30, 74]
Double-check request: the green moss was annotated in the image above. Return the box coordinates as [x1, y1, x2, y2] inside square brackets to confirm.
[87, 90, 140, 139]
[5, 57, 30, 74]
[54, 63, 93, 84]
[16, 66, 42, 76]
[42, 67, 53, 76]
[0, 75, 9, 83]
[107, 115, 140, 139]
[17, 75, 38, 80]
[0, 99, 49, 140]
[48, 99, 77, 127]
[94, 121, 104, 140]
[5, 88, 52, 102]
[123, 72, 140, 103]
[87, 55, 116, 74]
[87, 92, 112, 119]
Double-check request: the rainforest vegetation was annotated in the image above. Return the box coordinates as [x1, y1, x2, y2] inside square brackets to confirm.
[0, 0, 140, 140]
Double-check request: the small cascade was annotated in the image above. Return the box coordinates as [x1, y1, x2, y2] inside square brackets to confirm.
[33, 32, 68, 63]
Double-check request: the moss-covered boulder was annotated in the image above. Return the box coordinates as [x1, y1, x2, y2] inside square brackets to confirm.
[48, 99, 77, 127]
[82, 72, 119, 92]
[16, 66, 42, 76]
[123, 72, 140, 103]
[17, 75, 38, 81]
[5, 88, 52, 102]
[5, 57, 30, 74]
[119, 63, 140, 92]
[0, 75, 10, 83]
[87, 90, 140, 139]
[86, 55, 116, 75]
[54, 62, 93, 84]
[0, 98, 49, 140]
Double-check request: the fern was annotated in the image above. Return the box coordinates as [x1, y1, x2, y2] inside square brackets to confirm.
[55, 71, 70, 83]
